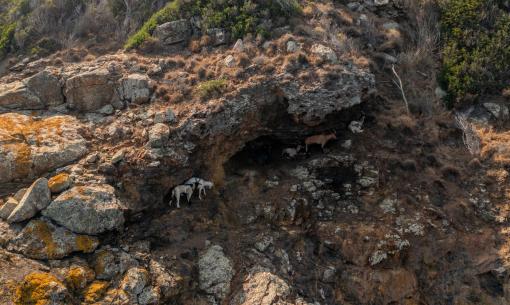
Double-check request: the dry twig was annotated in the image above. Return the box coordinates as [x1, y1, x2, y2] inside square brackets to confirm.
[391, 64, 410, 114]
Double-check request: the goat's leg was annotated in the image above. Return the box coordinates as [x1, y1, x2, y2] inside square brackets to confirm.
[305, 144, 308, 152]
[176, 195, 180, 208]
[199, 187, 204, 200]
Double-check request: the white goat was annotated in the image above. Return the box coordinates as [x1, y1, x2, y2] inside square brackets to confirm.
[197, 180, 214, 200]
[170, 185, 193, 208]
[184, 177, 202, 190]
[282, 145, 302, 159]
[349, 116, 365, 134]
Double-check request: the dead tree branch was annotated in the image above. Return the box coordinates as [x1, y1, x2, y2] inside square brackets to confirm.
[391, 64, 410, 114]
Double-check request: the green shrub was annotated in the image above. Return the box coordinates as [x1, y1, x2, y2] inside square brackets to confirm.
[0, 23, 16, 58]
[196, 79, 227, 98]
[125, 0, 301, 49]
[124, 0, 184, 50]
[439, 0, 510, 106]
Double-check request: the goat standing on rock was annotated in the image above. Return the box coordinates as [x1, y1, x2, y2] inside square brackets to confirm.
[197, 180, 214, 200]
[170, 184, 193, 208]
[305, 132, 337, 152]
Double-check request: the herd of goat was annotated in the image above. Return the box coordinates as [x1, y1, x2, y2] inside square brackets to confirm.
[170, 117, 365, 208]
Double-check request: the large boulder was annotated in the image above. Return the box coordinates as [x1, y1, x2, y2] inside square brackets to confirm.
[7, 178, 51, 223]
[23, 70, 64, 107]
[283, 66, 375, 126]
[42, 184, 125, 235]
[64, 68, 118, 112]
[198, 245, 234, 301]
[153, 19, 192, 45]
[8, 218, 99, 259]
[0, 113, 88, 183]
[120, 74, 152, 104]
[0, 81, 42, 110]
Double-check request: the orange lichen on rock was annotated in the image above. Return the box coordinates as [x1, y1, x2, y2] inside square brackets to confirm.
[0, 113, 79, 182]
[65, 266, 95, 292]
[83, 281, 109, 303]
[75, 235, 97, 253]
[48, 173, 71, 193]
[26, 220, 57, 258]
[13, 272, 69, 305]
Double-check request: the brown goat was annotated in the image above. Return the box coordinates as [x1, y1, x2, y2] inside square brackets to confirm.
[305, 132, 337, 152]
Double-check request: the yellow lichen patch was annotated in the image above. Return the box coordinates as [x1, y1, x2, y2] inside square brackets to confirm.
[48, 173, 71, 193]
[3, 142, 32, 179]
[0, 113, 77, 181]
[64, 266, 95, 292]
[75, 235, 97, 253]
[25, 220, 57, 259]
[82, 281, 109, 303]
[13, 272, 67, 305]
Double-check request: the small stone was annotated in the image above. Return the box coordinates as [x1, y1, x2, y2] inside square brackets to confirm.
[287, 41, 298, 53]
[153, 108, 176, 124]
[435, 87, 447, 99]
[86, 152, 100, 163]
[254, 235, 273, 252]
[148, 123, 170, 148]
[311, 44, 337, 62]
[484, 102, 509, 119]
[381, 53, 398, 64]
[98, 104, 114, 115]
[374, 0, 389, 5]
[347, 2, 361, 10]
[369, 250, 388, 265]
[120, 267, 149, 296]
[341, 139, 352, 149]
[380, 198, 396, 214]
[138, 286, 161, 305]
[111, 149, 125, 164]
[323, 267, 336, 283]
[48, 173, 72, 193]
[233, 39, 244, 52]
[224, 55, 236, 68]
[383, 22, 400, 30]
[65, 265, 96, 291]
[7, 178, 51, 223]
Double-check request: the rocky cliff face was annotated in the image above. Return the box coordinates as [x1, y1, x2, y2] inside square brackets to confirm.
[1, 1, 510, 305]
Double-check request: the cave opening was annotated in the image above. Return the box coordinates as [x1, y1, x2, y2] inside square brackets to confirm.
[224, 135, 293, 173]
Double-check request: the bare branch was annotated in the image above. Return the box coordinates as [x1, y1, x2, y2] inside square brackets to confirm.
[391, 64, 410, 114]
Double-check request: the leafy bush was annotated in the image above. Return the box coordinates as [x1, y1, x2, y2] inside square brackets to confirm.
[0, 23, 15, 58]
[439, 0, 510, 106]
[196, 79, 227, 98]
[125, 0, 186, 50]
[125, 0, 301, 50]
